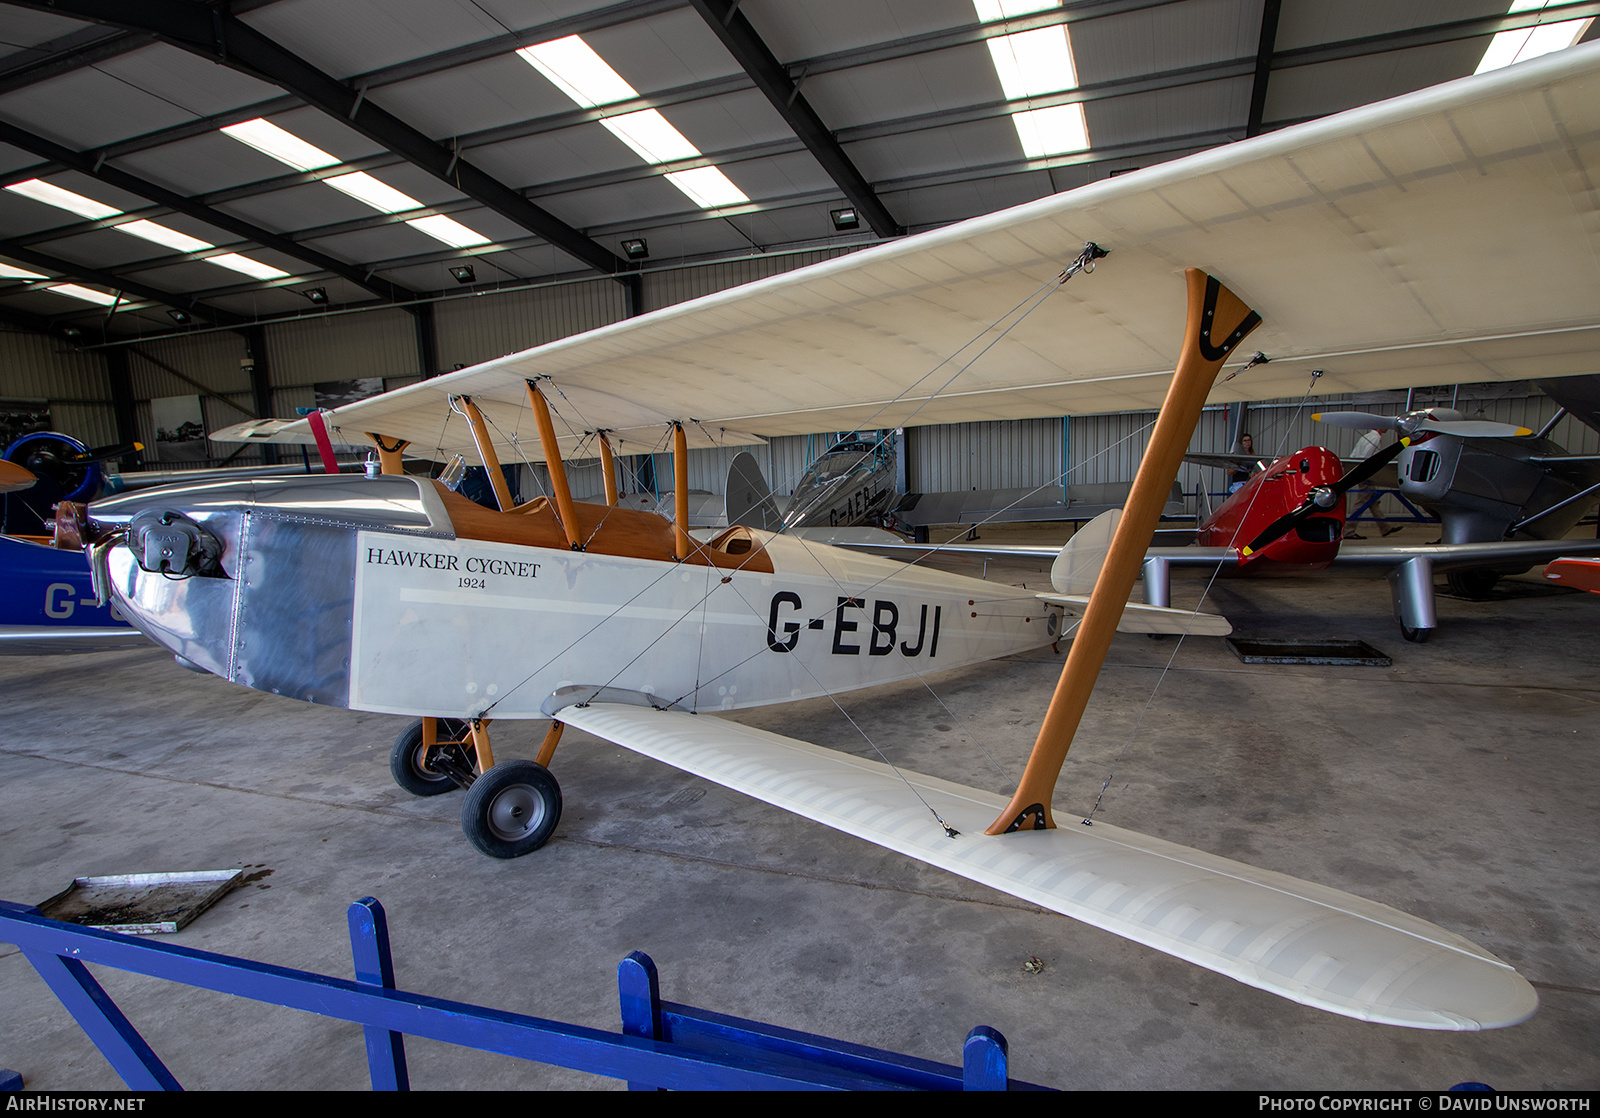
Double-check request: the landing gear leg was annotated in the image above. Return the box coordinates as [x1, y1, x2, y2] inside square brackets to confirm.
[389, 718, 475, 796]
[1388, 555, 1437, 643]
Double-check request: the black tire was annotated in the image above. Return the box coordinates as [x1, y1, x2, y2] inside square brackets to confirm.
[1401, 624, 1430, 643]
[461, 761, 562, 858]
[1447, 569, 1499, 600]
[389, 718, 468, 797]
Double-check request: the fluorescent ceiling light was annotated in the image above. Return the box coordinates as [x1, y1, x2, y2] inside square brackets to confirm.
[601, 110, 701, 164]
[0, 263, 47, 281]
[5, 179, 122, 220]
[518, 36, 638, 107]
[973, 0, 1060, 19]
[325, 171, 422, 213]
[221, 118, 340, 171]
[665, 167, 749, 209]
[405, 214, 491, 247]
[1476, 1, 1594, 73]
[986, 24, 1078, 98]
[222, 118, 487, 243]
[971, 1, 1091, 156]
[47, 283, 119, 306]
[117, 219, 213, 253]
[209, 253, 290, 280]
[1011, 103, 1090, 157]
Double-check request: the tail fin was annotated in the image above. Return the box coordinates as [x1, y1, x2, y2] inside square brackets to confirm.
[1045, 507, 1230, 635]
[1051, 509, 1119, 595]
[724, 451, 783, 531]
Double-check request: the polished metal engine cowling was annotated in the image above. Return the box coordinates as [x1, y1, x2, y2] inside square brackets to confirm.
[90, 474, 452, 706]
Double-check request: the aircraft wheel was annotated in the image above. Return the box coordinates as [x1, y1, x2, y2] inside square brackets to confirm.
[389, 718, 468, 797]
[1401, 624, 1430, 643]
[1447, 569, 1499, 600]
[461, 760, 562, 858]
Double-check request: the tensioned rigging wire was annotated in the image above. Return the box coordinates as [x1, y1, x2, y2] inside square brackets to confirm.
[657, 415, 1163, 790]
[471, 255, 1098, 725]
[1079, 370, 1327, 826]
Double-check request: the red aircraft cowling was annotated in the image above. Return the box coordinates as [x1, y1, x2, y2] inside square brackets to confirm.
[1197, 445, 1346, 574]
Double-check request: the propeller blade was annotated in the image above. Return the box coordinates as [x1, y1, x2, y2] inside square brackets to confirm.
[1241, 506, 1314, 555]
[74, 441, 144, 464]
[1313, 411, 1399, 431]
[1330, 436, 1410, 493]
[0, 459, 37, 494]
[1414, 419, 1532, 438]
[1241, 440, 1410, 555]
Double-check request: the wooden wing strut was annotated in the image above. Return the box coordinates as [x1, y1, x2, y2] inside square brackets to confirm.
[987, 269, 1261, 835]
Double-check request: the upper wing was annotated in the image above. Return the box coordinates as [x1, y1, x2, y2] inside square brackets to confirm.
[220, 43, 1600, 463]
[556, 701, 1535, 1030]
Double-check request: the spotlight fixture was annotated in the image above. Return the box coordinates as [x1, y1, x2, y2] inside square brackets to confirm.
[60, 325, 83, 339]
[620, 238, 648, 260]
[301, 287, 328, 304]
[449, 264, 476, 284]
[830, 207, 859, 231]
[167, 309, 192, 325]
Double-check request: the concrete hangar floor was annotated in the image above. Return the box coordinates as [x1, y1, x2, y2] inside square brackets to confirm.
[2, 531, 1597, 1091]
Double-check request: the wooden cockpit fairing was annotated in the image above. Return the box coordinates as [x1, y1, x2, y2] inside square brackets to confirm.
[434, 482, 774, 574]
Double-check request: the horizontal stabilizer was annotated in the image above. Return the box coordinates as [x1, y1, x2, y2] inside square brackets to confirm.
[556, 702, 1535, 1031]
[1036, 593, 1231, 636]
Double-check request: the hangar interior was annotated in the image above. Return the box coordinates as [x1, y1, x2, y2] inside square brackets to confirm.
[1, 0, 1598, 1092]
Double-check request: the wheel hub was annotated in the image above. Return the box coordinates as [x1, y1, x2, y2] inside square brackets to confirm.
[487, 785, 545, 840]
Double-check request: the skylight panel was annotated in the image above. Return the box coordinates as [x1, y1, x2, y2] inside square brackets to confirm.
[5, 179, 122, 220]
[47, 283, 119, 306]
[1476, 1, 1594, 73]
[972, 0, 1091, 159]
[325, 172, 422, 213]
[601, 110, 702, 164]
[1012, 104, 1090, 157]
[220, 119, 490, 247]
[222, 118, 340, 171]
[986, 25, 1078, 99]
[973, 0, 1060, 19]
[518, 36, 639, 107]
[0, 263, 47, 281]
[209, 253, 290, 280]
[518, 34, 751, 211]
[118, 219, 213, 254]
[404, 214, 491, 247]
[664, 167, 750, 209]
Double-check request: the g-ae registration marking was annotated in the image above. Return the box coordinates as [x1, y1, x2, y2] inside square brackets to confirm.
[366, 545, 541, 579]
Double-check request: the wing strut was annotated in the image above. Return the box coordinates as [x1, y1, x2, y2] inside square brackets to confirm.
[598, 432, 619, 507]
[457, 395, 514, 512]
[987, 269, 1261, 835]
[525, 380, 585, 551]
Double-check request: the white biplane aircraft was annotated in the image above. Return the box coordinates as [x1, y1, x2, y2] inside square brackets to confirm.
[71, 42, 1600, 1033]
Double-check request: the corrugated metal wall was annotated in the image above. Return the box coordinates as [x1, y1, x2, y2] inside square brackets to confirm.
[435, 280, 626, 370]
[266, 307, 419, 388]
[0, 329, 116, 447]
[126, 332, 255, 460]
[906, 419, 1063, 492]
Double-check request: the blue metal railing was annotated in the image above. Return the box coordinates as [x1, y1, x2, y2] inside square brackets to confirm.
[0, 898, 1043, 1091]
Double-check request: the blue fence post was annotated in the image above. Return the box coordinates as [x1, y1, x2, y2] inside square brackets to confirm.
[348, 898, 409, 1091]
[0, 902, 182, 1093]
[962, 1025, 1008, 1091]
[617, 951, 663, 1092]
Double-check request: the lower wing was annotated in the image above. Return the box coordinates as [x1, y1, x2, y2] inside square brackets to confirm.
[555, 701, 1535, 1031]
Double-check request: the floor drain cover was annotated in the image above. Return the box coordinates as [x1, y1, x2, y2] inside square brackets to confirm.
[37, 870, 243, 935]
[1225, 637, 1391, 666]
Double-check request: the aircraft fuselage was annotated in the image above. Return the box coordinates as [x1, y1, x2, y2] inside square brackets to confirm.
[90, 475, 1059, 719]
[1197, 445, 1345, 574]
